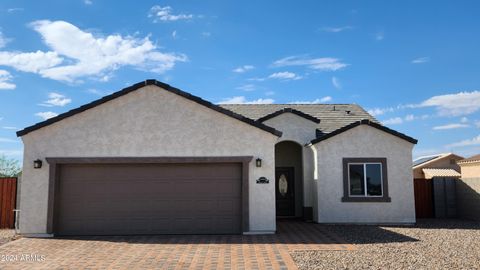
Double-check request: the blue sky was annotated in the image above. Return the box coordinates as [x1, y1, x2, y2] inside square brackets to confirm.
[1, 0, 480, 161]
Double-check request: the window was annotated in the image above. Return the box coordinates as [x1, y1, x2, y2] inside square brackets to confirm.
[342, 158, 391, 202]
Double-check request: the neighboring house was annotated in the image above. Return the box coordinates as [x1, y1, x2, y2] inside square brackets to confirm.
[16, 80, 417, 236]
[456, 154, 480, 221]
[457, 154, 480, 179]
[412, 153, 463, 218]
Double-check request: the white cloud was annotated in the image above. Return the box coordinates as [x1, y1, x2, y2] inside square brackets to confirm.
[268, 71, 302, 80]
[418, 91, 480, 116]
[320, 26, 353, 33]
[232, 65, 254, 73]
[84, 0, 92, 4]
[272, 55, 348, 71]
[475, 120, 480, 128]
[0, 70, 15, 90]
[0, 31, 11, 48]
[39, 92, 72, 107]
[374, 31, 384, 41]
[433, 123, 470, 130]
[460, 117, 468, 123]
[236, 84, 255, 91]
[0, 137, 17, 143]
[367, 107, 395, 117]
[447, 135, 480, 148]
[404, 114, 415, 121]
[148, 6, 194, 22]
[172, 30, 177, 39]
[265, 91, 275, 96]
[7, 8, 24, 13]
[0, 20, 186, 83]
[218, 96, 274, 104]
[0, 50, 63, 73]
[332, 76, 341, 89]
[35, 111, 58, 120]
[2, 127, 18, 130]
[382, 117, 403, 125]
[289, 96, 332, 104]
[0, 149, 22, 156]
[412, 57, 429, 64]
[201, 32, 211, 38]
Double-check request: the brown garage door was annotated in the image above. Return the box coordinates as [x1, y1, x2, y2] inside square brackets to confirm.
[55, 163, 242, 235]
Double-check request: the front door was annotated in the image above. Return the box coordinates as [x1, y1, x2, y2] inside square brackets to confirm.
[275, 167, 295, 217]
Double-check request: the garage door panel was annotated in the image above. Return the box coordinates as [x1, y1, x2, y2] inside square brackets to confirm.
[56, 163, 242, 235]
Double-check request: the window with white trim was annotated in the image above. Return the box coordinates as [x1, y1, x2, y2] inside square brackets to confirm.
[348, 163, 383, 197]
[342, 158, 391, 202]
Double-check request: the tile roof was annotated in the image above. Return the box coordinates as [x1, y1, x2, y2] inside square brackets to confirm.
[458, 154, 480, 164]
[422, 168, 461, 179]
[219, 104, 376, 135]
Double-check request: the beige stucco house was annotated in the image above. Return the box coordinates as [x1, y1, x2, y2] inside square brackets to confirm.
[17, 80, 418, 236]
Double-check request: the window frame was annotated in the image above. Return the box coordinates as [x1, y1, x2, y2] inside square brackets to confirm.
[342, 158, 391, 202]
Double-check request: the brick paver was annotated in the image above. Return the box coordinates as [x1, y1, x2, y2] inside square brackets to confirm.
[0, 220, 353, 269]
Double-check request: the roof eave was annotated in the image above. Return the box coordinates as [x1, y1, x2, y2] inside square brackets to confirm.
[308, 119, 418, 146]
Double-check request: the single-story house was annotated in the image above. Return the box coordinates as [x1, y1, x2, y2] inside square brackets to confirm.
[412, 153, 463, 218]
[17, 80, 418, 236]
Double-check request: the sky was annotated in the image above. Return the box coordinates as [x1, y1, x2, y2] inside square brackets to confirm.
[1, 0, 480, 162]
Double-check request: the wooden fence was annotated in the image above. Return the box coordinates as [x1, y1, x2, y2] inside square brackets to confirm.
[413, 178, 434, 218]
[0, 178, 17, 229]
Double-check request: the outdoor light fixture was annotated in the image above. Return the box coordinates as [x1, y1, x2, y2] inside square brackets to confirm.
[256, 158, 262, 167]
[33, 159, 42, 169]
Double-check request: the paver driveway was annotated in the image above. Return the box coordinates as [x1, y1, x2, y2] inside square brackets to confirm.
[0, 220, 353, 270]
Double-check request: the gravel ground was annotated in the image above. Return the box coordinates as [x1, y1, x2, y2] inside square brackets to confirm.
[0, 229, 18, 246]
[291, 219, 480, 270]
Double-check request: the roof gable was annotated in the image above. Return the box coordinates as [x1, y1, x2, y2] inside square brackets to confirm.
[219, 104, 377, 134]
[257, 108, 320, 123]
[308, 119, 418, 145]
[17, 80, 282, 137]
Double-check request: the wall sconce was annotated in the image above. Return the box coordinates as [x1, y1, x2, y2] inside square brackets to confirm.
[256, 158, 262, 167]
[33, 159, 42, 169]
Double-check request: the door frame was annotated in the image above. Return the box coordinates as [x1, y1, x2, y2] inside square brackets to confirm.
[275, 166, 296, 217]
[45, 156, 252, 235]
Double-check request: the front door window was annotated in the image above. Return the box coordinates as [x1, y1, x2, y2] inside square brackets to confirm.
[278, 174, 288, 197]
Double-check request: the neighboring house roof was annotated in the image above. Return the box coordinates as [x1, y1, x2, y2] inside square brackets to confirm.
[16, 80, 282, 137]
[220, 103, 376, 135]
[307, 119, 418, 145]
[422, 168, 461, 179]
[413, 155, 443, 167]
[412, 153, 463, 169]
[256, 108, 320, 123]
[457, 154, 480, 164]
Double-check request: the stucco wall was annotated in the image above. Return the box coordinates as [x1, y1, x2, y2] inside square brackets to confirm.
[459, 163, 480, 179]
[19, 85, 278, 234]
[313, 125, 416, 224]
[456, 177, 480, 221]
[263, 113, 317, 210]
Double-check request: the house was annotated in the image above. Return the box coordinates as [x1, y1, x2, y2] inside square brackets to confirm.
[456, 154, 480, 221]
[16, 80, 417, 236]
[412, 153, 463, 218]
[457, 154, 480, 179]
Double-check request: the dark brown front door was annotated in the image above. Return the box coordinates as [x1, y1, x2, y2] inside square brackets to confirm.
[55, 163, 242, 235]
[275, 167, 295, 217]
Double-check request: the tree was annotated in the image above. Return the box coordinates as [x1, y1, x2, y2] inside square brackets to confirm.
[0, 155, 22, 177]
